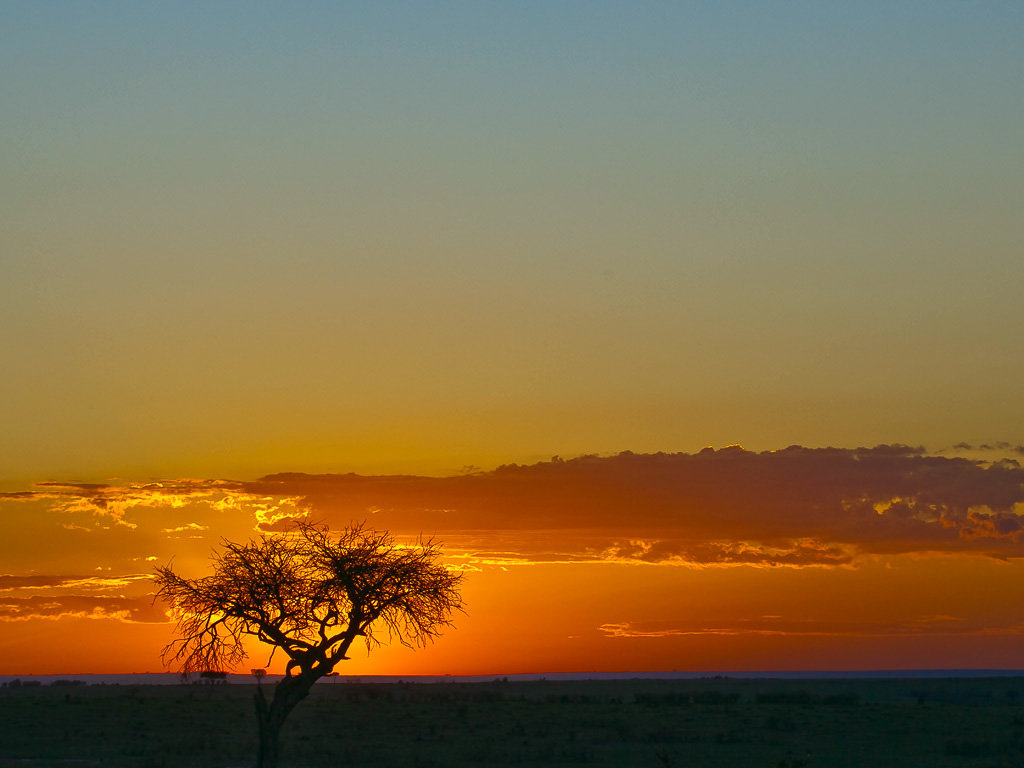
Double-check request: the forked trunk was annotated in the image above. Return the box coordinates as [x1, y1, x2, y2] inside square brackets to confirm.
[254, 674, 314, 768]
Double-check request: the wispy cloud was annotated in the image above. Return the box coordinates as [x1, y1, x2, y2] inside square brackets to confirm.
[0, 479, 306, 530]
[161, 522, 209, 536]
[598, 614, 1024, 639]
[0, 595, 168, 623]
[596, 538, 854, 567]
[0, 574, 152, 592]
[948, 442, 1024, 454]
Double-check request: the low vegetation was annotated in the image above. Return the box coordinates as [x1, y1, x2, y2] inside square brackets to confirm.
[1, 676, 1023, 767]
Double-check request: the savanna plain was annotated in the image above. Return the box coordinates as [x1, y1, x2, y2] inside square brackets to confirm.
[2, 677, 1023, 767]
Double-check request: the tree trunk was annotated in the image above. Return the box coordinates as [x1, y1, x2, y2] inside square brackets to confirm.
[256, 715, 280, 768]
[254, 674, 314, 768]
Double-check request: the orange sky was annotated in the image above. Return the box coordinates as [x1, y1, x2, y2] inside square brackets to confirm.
[4, 447, 1024, 675]
[3, 4, 1024, 677]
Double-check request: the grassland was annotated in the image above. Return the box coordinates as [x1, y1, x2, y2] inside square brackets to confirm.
[2, 676, 1023, 767]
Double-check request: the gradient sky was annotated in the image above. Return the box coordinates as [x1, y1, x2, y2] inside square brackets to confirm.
[2, 2, 1023, 674]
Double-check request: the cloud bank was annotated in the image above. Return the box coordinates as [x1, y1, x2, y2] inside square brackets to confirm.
[234, 446, 1024, 566]
[4, 446, 1024, 570]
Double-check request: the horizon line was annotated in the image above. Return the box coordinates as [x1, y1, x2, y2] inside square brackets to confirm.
[5, 669, 1024, 684]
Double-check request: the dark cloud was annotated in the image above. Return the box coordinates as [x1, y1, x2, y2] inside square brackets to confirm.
[5, 446, 1024, 568]
[945, 442, 1024, 455]
[854, 443, 926, 456]
[600, 539, 854, 567]
[976, 442, 1014, 452]
[238, 446, 1024, 564]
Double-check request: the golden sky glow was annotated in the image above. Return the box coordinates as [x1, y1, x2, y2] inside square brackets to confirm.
[4, 448, 1024, 674]
[2, 3, 1023, 675]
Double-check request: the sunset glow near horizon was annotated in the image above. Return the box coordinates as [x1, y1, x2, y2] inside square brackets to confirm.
[6, 446, 1024, 676]
[2, 3, 1024, 675]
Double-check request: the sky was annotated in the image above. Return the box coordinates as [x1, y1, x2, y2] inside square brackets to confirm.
[1, 1, 1023, 675]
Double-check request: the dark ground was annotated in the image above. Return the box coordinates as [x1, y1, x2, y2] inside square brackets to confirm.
[1, 676, 1023, 767]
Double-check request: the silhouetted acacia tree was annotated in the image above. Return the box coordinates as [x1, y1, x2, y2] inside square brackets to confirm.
[154, 521, 463, 768]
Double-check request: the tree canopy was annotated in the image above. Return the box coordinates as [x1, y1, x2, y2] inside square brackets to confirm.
[154, 521, 463, 767]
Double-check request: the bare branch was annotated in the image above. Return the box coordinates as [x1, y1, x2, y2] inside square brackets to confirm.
[153, 521, 464, 676]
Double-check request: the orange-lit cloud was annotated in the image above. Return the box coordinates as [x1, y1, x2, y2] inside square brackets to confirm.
[5, 446, 1024, 568]
[4, 480, 307, 531]
[597, 538, 854, 567]
[5, 445, 1024, 674]
[597, 614, 1024, 639]
[0, 595, 166, 623]
[232, 446, 1024, 564]
[0, 574, 152, 592]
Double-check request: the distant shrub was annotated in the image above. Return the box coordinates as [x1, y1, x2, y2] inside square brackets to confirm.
[51, 679, 87, 687]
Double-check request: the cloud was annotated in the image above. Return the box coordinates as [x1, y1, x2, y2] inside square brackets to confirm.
[0, 568, 161, 626]
[597, 538, 854, 567]
[233, 447, 1024, 565]
[161, 522, 209, 535]
[948, 442, 1024, 455]
[597, 614, 1024, 639]
[0, 595, 168, 623]
[0, 575, 73, 590]
[5, 446, 1024, 569]
[0, 574, 151, 592]
[0, 479, 307, 531]
[857, 443, 926, 456]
